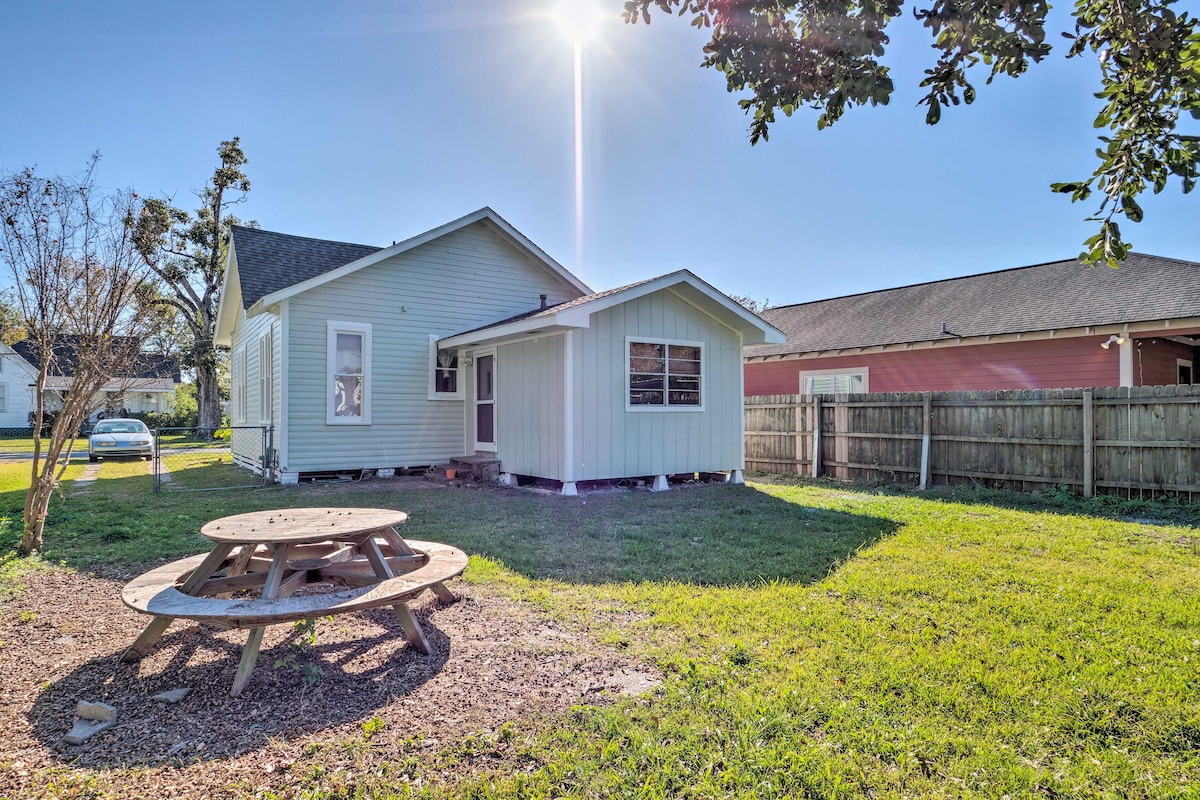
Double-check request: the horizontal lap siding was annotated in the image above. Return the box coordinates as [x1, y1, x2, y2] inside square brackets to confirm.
[230, 306, 275, 468]
[496, 335, 565, 479]
[574, 289, 742, 481]
[284, 224, 580, 472]
[746, 337, 1122, 394]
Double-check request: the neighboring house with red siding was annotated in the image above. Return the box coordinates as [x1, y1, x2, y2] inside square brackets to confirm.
[745, 253, 1200, 394]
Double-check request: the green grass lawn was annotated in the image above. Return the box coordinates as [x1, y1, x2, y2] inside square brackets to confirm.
[1, 464, 1198, 798]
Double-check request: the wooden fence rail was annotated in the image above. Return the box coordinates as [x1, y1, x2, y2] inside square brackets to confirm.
[744, 386, 1200, 499]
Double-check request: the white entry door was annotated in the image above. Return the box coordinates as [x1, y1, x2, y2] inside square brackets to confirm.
[474, 351, 496, 452]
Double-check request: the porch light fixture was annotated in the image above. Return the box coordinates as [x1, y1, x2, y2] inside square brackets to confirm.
[1100, 334, 1127, 349]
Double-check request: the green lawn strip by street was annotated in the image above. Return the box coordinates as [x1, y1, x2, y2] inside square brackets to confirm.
[0, 435, 89, 455]
[1, 465, 1198, 798]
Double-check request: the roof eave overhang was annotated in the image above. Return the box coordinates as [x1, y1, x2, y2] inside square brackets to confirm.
[214, 239, 240, 348]
[437, 316, 584, 349]
[744, 316, 1200, 362]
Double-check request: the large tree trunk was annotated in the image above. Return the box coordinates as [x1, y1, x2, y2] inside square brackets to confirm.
[195, 356, 222, 438]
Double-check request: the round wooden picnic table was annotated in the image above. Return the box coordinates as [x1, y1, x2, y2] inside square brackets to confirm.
[121, 507, 467, 697]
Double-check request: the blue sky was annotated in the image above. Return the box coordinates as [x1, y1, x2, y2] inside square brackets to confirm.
[2, 1, 1196, 306]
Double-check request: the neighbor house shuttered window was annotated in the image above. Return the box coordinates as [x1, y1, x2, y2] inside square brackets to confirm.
[0, 384, 7, 413]
[802, 372, 867, 394]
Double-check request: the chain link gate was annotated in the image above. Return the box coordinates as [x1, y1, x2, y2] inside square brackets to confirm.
[153, 425, 275, 493]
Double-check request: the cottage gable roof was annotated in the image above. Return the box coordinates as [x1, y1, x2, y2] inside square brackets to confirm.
[748, 253, 1200, 358]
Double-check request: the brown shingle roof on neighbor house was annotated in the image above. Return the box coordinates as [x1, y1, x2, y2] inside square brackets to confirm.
[231, 226, 382, 308]
[747, 253, 1200, 358]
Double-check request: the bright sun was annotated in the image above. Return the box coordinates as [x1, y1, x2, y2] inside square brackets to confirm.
[553, 0, 603, 43]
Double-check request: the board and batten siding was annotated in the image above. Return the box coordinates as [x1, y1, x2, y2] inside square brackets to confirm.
[282, 222, 581, 473]
[494, 334, 566, 480]
[570, 288, 744, 481]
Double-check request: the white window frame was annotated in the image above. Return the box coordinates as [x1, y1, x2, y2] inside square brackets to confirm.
[0, 383, 7, 413]
[800, 367, 869, 395]
[428, 334, 464, 400]
[234, 346, 248, 423]
[259, 329, 274, 424]
[326, 320, 372, 425]
[1178, 358, 1194, 385]
[625, 337, 705, 412]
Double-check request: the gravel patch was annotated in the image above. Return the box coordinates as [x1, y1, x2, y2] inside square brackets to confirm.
[0, 567, 658, 798]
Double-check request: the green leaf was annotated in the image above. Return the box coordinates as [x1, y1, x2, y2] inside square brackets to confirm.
[925, 100, 941, 125]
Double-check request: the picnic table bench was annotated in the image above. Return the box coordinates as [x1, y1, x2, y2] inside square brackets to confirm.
[120, 508, 468, 696]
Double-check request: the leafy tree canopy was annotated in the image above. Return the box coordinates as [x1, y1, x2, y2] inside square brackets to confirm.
[623, 0, 1200, 266]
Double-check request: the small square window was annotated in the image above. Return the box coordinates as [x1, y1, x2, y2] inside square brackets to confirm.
[627, 339, 702, 409]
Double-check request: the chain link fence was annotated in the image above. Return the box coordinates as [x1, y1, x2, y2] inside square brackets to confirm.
[153, 425, 274, 493]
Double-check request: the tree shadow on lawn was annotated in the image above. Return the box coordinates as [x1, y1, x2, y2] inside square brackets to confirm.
[749, 474, 1200, 529]
[1, 475, 901, 588]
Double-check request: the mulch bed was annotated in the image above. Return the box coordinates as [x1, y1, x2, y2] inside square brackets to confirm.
[0, 566, 658, 798]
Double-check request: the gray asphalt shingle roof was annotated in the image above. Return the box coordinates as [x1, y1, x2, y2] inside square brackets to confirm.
[231, 226, 382, 308]
[747, 253, 1200, 358]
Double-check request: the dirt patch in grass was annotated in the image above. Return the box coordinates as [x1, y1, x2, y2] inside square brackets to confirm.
[0, 567, 657, 798]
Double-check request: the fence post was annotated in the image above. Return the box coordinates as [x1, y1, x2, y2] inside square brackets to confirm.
[1083, 389, 1094, 498]
[267, 425, 276, 485]
[919, 393, 932, 490]
[153, 428, 161, 494]
[811, 395, 822, 478]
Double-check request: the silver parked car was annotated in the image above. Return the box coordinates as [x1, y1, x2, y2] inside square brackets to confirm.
[88, 418, 154, 462]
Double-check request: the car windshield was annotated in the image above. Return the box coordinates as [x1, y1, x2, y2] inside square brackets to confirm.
[93, 421, 148, 434]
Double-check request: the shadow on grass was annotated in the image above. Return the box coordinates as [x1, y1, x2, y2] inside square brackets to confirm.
[0, 471, 900, 587]
[25, 601, 450, 768]
[750, 473, 1200, 528]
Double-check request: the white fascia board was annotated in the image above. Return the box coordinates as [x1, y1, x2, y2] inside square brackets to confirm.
[256, 207, 592, 310]
[214, 239, 241, 347]
[555, 270, 787, 344]
[437, 315, 584, 349]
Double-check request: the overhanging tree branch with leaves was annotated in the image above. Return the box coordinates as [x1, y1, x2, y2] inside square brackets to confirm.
[623, 0, 1200, 265]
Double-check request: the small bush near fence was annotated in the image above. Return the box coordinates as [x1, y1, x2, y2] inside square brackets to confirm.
[746, 386, 1200, 500]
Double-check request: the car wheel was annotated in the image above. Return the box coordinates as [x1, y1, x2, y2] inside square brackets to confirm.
[145, 455, 153, 461]
[89, 455, 98, 463]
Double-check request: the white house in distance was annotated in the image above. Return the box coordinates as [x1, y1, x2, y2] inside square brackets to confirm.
[0, 337, 180, 431]
[215, 208, 784, 492]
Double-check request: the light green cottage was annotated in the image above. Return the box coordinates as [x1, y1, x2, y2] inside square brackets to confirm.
[215, 208, 784, 493]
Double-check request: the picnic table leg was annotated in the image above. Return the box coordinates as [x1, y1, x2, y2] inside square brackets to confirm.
[230, 543, 293, 697]
[120, 615, 174, 662]
[121, 543, 236, 663]
[362, 536, 433, 655]
[378, 526, 458, 605]
[217, 545, 257, 600]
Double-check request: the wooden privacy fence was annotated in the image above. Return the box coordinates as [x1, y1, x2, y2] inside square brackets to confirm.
[745, 387, 1200, 499]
